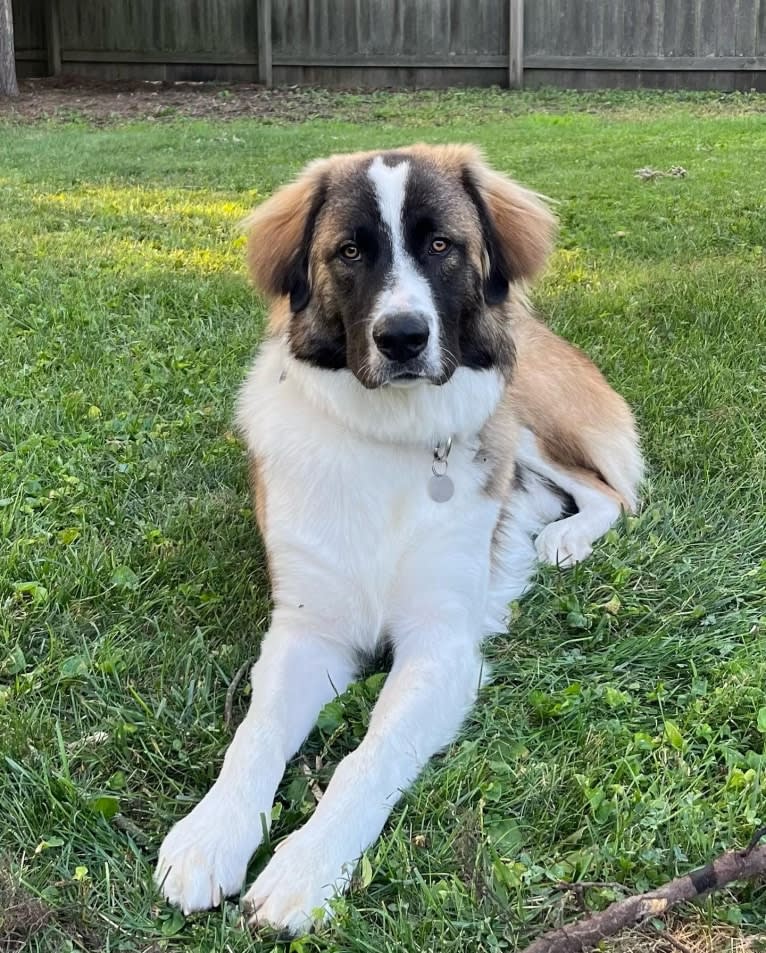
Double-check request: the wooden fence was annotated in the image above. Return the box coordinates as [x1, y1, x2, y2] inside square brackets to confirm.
[13, 0, 766, 91]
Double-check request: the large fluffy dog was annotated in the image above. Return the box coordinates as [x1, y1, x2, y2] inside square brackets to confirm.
[155, 144, 642, 933]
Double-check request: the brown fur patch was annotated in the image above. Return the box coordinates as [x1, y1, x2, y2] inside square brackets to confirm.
[478, 354, 524, 500]
[507, 313, 642, 510]
[248, 454, 268, 539]
[477, 309, 641, 512]
[470, 159, 556, 284]
[265, 297, 293, 336]
[243, 159, 328, 302]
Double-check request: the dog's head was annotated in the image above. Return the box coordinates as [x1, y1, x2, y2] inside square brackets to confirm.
[244, 144, 556, 389]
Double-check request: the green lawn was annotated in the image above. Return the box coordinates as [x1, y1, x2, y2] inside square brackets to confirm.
[1, 89, 765, 952]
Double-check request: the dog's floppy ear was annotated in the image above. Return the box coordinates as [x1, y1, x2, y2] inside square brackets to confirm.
[461, 151, 556, 305]
[243, 162, 328, 313]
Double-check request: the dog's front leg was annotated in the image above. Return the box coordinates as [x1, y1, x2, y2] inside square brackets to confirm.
[243, 621, 484, 934]
[155, 623, 355, 913]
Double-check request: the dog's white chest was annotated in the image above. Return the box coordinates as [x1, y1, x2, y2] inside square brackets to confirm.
[235, 340, 502, 649]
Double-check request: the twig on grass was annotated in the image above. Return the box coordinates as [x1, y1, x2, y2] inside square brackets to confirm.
[742, 824, 766, 857]
[519, 831, 766, 953]
[651, 926, 696, 953]
[300, 757, 325, 803]
[552, 880, 626, 915]
[635, 166, 687, 181]
[113, 813, 149, 846]
[223, 659, 252, 729]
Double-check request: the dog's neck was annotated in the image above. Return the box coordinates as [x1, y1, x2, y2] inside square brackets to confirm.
[272, 336, 505, 449]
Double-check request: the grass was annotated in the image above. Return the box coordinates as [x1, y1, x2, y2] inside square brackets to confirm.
[1, 88, 765, 952]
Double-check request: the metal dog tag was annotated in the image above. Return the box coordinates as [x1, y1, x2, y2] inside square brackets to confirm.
[429, 437, 454, 502]
[428, 473, 455, 503]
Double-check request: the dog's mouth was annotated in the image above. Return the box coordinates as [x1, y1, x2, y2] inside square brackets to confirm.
[353, 358, 455, 390]
[389, 369, 422, 382]
[382, 365, 439, 389]
[386, 362, 457, 388]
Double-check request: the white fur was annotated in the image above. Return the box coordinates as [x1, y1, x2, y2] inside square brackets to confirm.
[155, 336, 627, 931]
[253, 337, 505, 449]
[367, 156, 442, 376]
[484, 465, 572, 631]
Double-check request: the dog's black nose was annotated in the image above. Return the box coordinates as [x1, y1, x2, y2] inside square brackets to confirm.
[372, 313, 430, 363]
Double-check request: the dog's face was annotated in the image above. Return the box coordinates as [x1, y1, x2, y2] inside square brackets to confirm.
[245, 145, 555, 389]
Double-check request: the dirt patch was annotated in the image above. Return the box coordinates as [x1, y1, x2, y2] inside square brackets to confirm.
[0, 884, 53, 952]
[0, 77, 389, 125]
[5, 77, 765, 128]
[0, 871, 101, 953]
[606, 917, 765, 952]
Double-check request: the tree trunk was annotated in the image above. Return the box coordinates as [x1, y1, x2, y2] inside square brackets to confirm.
[0, 0, 19, 98]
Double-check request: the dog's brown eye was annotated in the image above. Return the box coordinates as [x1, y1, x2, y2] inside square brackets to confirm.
[340, 242, 361, 261]
[429, 237, 450, 255]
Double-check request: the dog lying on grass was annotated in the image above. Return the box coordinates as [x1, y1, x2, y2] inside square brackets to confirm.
[155, 144, 642, 934]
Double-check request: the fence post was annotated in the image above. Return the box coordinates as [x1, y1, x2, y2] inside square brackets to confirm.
[508, 0, 523, 89]
[45, 0, 61, 76]
[257, 0, 272, 86]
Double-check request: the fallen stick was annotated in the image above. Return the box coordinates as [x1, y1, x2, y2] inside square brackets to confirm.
[300, 756, 325, 803]
[519, 827, 766, 953]
[224, 659, 252, 729]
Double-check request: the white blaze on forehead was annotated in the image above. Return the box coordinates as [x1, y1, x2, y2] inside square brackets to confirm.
[367, 155, 440, 369]
[368, 155, 410, 246]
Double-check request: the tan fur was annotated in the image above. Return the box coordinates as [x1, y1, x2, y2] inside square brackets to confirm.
[478, 310, 641, 512]
[266, 297, 292, 337]
[555, 463, 628, 508]
[248, 455, 268, 538]
[478, 171, 555, 284]
[243, 160, 327, 302]
[478, 394, 520, 501]
[477, 290, 528, 499]
[508, 313, 642, 512]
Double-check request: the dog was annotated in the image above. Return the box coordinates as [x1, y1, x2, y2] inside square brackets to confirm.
[155, 144, 643, 933]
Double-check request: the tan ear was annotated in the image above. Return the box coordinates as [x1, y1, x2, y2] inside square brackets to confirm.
[464, 152, 557, 288]
[242, 160, 328, 304]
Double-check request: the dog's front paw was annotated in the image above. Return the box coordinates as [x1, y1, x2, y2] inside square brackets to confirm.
[155, 785, 269, 914]
[244, 827, 355, 935]
[535, 517, 594, 567]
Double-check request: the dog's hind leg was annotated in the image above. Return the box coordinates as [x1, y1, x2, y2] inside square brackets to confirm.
[515, 428, 627, 567]
[510, 314, 643, 513]
[509, 315, 643, 565]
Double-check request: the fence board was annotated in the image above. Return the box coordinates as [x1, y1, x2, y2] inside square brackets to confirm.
[716, 0, 738, 54]
[44, 0, 61, 74]
[256, 0, 271, 85]
[759, 0, 766, 53]
[271, 0, 508, 62]
[12, 0, 45, 53]
[736, 0, 758, 54]
[509, 0, 523, 87]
